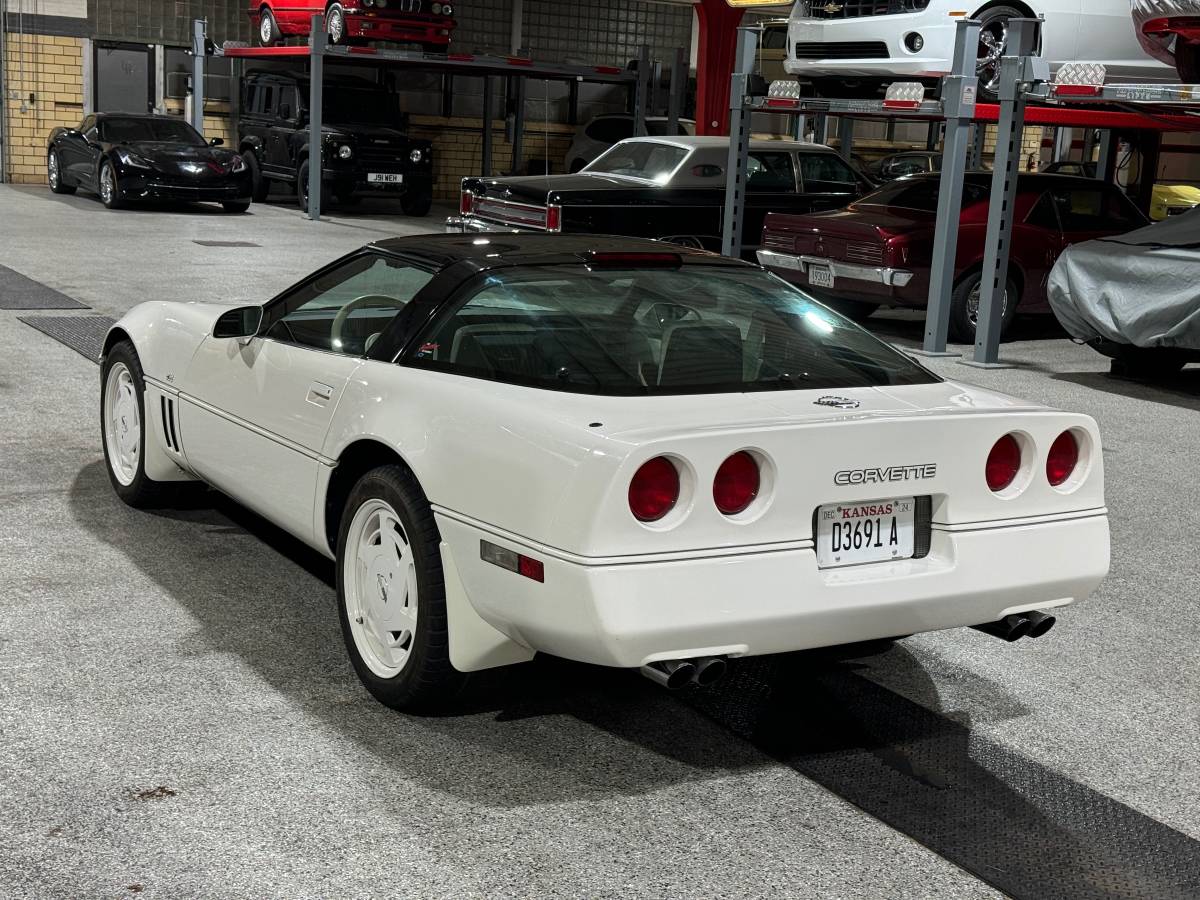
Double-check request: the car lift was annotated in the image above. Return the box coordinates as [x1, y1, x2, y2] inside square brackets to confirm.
[722, 20, 1200, 367]
[190, 17, 685, 223]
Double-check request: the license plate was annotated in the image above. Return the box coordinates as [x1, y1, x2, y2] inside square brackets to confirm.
[816, 497, 916, 569]
[807, 264, 835, 289]
[367, 173, 403, 184]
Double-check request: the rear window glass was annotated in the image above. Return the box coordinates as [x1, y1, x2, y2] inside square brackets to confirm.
[405, 265, 939, 395]
[586, 141, 689, 183]
[1046, 186, 1147, 232]
[858, 178, 989, 212]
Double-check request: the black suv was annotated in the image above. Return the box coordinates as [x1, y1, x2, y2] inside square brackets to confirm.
[238, 71, 434, 215]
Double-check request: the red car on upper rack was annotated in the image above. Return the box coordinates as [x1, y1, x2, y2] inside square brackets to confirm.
[756, 173, 1150, 343]
[250, 0, 456, 51]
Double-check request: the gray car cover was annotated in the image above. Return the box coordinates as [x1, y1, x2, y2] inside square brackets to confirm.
[1047, 207, 1200, 349]
[1132, 0, 1200, 66]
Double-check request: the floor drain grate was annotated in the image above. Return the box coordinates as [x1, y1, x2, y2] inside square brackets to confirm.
[192, 240, 260, 248]
[0, 264, 89, 309]
[19, 315, 116, 364]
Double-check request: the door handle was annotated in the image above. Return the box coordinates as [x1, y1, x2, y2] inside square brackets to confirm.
[307, 382, 334, 405]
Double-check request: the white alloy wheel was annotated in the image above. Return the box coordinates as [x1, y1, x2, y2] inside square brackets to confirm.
[260, 12, 275, 44]
[343, 498, 420, 679]
[48, 152, 59, 189]
[104, 362, 141, 486]
[327, 5, 345, 43]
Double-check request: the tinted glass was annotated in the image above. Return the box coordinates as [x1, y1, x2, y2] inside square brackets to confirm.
[101, 117, 206, 145]
[746, 152, 796, 192]
[407, 265, 939, 395]
[266, 255, 434, 355]
[586, 116, 635, 144]
[800, 153, 858, 192]
[1048, 186, 1148, 232]
[323, 87, 402, 126]
[762, 26, 788, 50]
[883, 155, 933, 177]
[586, 141, 689, 182]
[858, 178, 990, 212]
[1026, 192, 1060, 230]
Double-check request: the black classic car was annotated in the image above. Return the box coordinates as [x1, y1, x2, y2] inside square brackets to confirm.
[446, 136, 872, 257]
[47, 113, 253, 211]
[238, 71, 434, 215]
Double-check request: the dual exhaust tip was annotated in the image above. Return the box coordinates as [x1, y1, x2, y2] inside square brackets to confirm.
[641, 656, 727, 691]
[972, 610, 1057, 643]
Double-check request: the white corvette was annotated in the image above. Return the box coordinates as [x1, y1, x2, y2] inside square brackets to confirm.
[786, 0, 1172, 98]
[100, 235, 1110, 709]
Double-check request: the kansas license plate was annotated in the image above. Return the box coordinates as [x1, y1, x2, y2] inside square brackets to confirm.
[807, 264, 835, 289]
[816, 497, 916, 569]
[367, 173, 403, 184]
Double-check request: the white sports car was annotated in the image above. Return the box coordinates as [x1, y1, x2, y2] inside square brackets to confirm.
[100, 235, 1110, 709]
[786, 0, 1172, 98]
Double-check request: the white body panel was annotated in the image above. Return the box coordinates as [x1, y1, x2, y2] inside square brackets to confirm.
[785, 0, 1171, 81]
[107, 298, 1110, 672]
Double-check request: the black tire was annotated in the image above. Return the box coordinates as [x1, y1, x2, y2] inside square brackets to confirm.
[296, 159, 329, 214]
[257, 7, 281, 46]
[242, 150, 270, 202]
[975, 6, 1024, 102]
[222, 201, 251, 213]
[823, 298, 880, 323]
[336, 465, 466, 711]
[326, 3, 347, 45]
[98, 159, 124, 209]
[1110, 346, 1189, 379]
[48, 149, 76, 194]
[400, 190, 433, 217]
[1177, 42, 1200, 83]
[949, 270, 1018, 344]
[100, 341, 177, 508]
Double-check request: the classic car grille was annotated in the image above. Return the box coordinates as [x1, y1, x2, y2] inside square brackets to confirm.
[798, 0, 930, 19]
[761, 232, 797, 253]
[357, 148, 408, 169]
[844, 242, 884, 264]
[391, 0, 425, 12]
[794, 42, 890, 59]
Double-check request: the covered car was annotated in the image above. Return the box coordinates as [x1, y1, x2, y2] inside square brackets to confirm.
[1048, 207, 1200, 374]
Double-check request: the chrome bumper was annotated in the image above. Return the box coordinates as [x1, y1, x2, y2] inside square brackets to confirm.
[757, 249, 914, 288]
[445, 215, 538, 235]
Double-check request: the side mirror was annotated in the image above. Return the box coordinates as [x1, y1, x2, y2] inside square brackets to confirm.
[279, 102, 291, 120]
[213, 306, 263, 342]
[210, 137, 224, 146]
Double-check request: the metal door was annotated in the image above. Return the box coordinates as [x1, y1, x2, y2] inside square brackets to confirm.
[94, 43, 154, 113]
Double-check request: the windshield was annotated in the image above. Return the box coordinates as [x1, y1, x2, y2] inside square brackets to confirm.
[407, 264, 939, 395]
[585, 141, 689, 183]
[324, 88, 402, 126]
[101, 117, 205, 145]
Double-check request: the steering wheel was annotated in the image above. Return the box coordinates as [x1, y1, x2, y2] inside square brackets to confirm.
[331, 294, 407, 350]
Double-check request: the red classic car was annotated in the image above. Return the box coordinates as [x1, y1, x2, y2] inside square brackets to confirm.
[251, 0, 456, 50]
[757, 173, 1149, 342]
[1134, 2, 1200, 82]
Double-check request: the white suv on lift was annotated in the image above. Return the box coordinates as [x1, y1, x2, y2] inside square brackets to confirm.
[785, 1, 1173, 100]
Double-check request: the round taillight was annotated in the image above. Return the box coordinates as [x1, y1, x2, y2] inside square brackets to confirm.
[986, 434, 1022, 493]
[1046, 431, 1079, 487]
[714, 451, 760, 516]
[629, 457, 680, 522]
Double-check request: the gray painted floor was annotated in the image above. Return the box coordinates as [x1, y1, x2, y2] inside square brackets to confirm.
[1, 184, 1197, 899]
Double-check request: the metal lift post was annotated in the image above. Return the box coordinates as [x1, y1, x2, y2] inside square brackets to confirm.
[308, 14, 326, 221]
[634, 45, 651, 137]
[966, 17, 1044, 367]
[666, 46, 686, 135]
[915, 18, 980, 357]
[721, 29, 757, 259]
[838, 118, 855, 162]
[482, 76, 494, 177]
[191, 20, 206, 135]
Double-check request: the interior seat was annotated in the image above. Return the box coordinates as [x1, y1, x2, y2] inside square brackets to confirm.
[657, 322, 744, 388]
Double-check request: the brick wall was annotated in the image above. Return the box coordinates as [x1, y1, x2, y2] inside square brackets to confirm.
[2, 34, 85, 184]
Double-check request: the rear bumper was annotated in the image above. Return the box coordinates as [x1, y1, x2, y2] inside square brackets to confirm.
[438, 511, 1110, 669]
[758, 248, 914, 289]
[445, 214, 541, 235]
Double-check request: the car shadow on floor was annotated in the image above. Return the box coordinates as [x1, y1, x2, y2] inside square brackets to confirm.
[12, 185, 253, 216]
[66, 460, 1200, 897]
[1055, 368, 1200, 413]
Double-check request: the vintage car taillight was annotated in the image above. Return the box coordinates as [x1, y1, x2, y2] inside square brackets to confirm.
[459, 190, 474, 216]
[1046, 431, 1079, 487]
[545, 203, 562, 232]
[986, 434, 1022, 493]
[713, 451, 759, 516]
[629, 457, 680, 522]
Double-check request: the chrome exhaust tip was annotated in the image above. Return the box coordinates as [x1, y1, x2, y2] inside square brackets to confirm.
[972, 614, 1033, 643]
[692, 656, 728, 688]
[1024, 611, 1057, 639]
[641, 660, 697, 690]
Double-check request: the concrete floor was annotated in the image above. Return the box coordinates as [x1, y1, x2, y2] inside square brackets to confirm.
[1, 183, 1198, 898]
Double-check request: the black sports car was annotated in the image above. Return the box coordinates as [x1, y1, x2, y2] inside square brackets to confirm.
[47, 113, 254, 212]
